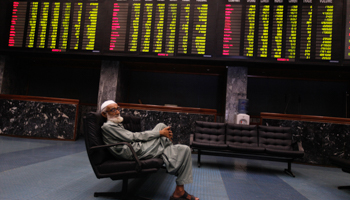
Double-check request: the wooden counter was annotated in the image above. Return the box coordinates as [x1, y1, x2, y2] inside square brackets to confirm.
[260, 112, 350, 165]
[118, 103, 217, 120]
[118, 103, 217, 145]
[261, 112, 350, 125]
[0, 94, 79, 104]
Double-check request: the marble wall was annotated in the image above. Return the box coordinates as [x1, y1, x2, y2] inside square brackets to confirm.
[225, 66, 248, 123]
[262, 119, 350, 165]
[120, 108, 215, 145]
[0, 99, 78, 140]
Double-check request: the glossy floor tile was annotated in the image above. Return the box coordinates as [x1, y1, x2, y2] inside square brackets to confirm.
[0, 136, 349, 200]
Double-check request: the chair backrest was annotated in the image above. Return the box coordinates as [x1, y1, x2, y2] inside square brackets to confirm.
[258, 125, 292, 150]
[84, 112, 142, 166]
[194, 121, 226, 144]
[226, 123, 258, 147]
[84, 112, 108, 166]
[121, 114, 142, 132]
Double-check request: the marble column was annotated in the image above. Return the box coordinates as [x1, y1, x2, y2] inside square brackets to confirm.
[0, 55, 5, 94]
[225, 66, 248, 123]
[97, 60, 122, 112]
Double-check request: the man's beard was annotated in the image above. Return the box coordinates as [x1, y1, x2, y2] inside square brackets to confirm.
[107, 114, 124, 124]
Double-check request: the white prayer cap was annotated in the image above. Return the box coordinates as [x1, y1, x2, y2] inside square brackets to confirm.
[101, 100, 117, 111]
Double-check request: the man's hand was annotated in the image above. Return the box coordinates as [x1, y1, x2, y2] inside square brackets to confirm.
[160, 126, 173, 141]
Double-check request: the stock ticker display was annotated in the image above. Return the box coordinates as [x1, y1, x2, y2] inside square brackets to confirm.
[2, 0, 348, 65]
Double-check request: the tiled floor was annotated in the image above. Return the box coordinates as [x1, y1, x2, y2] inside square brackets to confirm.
[0, 136, 349, 200]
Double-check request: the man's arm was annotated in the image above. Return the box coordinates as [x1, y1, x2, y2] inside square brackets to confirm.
[102, 122, 160, 143]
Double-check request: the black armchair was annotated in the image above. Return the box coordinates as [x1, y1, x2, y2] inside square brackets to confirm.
[84, 112, 164, 199]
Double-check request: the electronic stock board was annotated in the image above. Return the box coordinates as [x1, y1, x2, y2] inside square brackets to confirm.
[1, 0, 349, 66]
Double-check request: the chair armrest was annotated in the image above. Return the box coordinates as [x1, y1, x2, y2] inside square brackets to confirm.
[291, 141, 304, 152]
[190, 133, 194, 146]
[89, 142, 142, 172]
[297, 141, 304, 152]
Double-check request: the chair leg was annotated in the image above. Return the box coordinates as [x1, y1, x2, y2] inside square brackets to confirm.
[94, 179, 128, 199]
[284, 161, 295, 177]
[94, 179, 153, 200]
[198, 149, 201, 168]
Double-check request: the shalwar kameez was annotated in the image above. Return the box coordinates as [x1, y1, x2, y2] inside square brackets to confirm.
[101, 121, 193, 185]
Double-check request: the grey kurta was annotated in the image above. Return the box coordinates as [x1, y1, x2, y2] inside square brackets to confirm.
[101, 121, 193, 185]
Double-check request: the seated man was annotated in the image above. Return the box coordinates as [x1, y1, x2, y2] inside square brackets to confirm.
[100, 100, 199, 200]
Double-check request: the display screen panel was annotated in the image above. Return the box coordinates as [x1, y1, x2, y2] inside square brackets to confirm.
[345, 0, 350, 59]
[0, 0, 347, 66]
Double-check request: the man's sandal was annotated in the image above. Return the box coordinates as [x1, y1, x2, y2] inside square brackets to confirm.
[169, 191, 198, 200]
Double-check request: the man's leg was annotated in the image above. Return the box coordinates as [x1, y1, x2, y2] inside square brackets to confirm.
[151, 123, 167, 131]
[162, 144, 193, 185]
[162, 144, 198, 199]
[152, 123, 173, 147]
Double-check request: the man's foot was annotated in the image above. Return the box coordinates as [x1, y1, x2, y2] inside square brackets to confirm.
[170, 191, 199, 200]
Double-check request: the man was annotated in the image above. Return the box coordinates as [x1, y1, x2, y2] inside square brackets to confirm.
[100, 100, 199, 200]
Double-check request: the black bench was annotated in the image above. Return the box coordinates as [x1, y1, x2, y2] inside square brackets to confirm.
[191, 121, 304, 177]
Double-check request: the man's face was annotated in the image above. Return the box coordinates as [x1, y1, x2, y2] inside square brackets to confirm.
[102, 103, 124, 123]
[105, 103, 120, 117]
